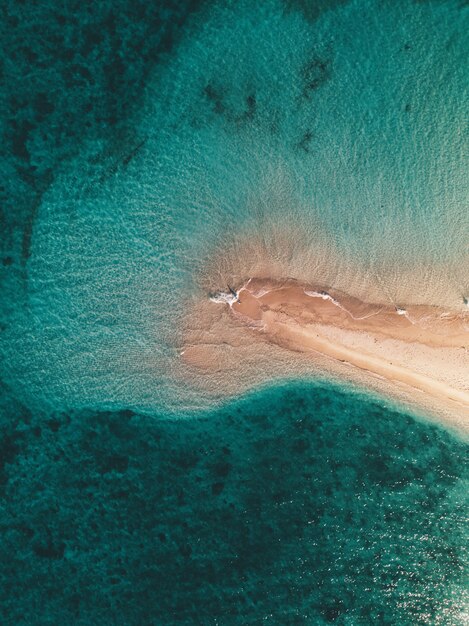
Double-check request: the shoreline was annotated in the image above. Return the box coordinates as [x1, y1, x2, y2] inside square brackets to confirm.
[182, 278, 469, 436]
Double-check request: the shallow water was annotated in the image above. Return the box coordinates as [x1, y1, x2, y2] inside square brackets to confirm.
[0, 0, 468, 623]
[1, 0, 468, 413]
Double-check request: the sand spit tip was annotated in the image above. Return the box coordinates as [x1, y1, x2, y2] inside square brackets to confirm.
[209, 285, 241, 307]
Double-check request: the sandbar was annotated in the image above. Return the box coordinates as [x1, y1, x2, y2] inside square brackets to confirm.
[182, 278, 469, 436]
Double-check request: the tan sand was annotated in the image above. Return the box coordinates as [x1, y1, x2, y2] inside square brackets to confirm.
[181, 278, 469, 436]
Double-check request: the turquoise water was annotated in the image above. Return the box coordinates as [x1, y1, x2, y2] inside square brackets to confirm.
[1, 0, 468, 412]
[1, 0, 468, 623]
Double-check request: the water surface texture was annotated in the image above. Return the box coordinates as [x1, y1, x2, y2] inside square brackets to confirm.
[0, 0, 468, 623]
[0, 383, 468, 624]
[1, 0, 468, 412]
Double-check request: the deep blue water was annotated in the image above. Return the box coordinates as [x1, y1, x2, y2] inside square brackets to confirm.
[0, 381, 468, 624]
[1, 0, 468, 623]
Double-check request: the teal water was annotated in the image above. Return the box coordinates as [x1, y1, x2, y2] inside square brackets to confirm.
[0, 381, 468, 624]
[1, 0, 468, 623]
[1, 0, 468, 412]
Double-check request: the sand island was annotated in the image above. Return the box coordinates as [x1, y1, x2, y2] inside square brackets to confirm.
[182, 278, 469, 436]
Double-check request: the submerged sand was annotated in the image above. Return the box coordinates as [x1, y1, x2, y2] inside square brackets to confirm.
[181, 278, 469, 436]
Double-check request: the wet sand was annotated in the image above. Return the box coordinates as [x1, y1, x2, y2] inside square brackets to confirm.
[181, 278, 469, 435]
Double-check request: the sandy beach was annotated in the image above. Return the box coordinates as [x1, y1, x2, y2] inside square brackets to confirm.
[182, 278, 469, 436]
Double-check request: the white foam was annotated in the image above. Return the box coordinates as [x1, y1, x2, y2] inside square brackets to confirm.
[209, 279, 254, 306]
[304, 290, 339, 305]
[304, 289, 383, 321]
[209, 291, 238, 306]
[395, 306, 419, 326]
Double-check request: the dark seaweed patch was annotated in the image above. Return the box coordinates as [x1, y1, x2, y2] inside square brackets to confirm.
[236, 93, 256, 123]
[203, 84, 257, 126]
[297, 129, 314, 153]
[203, 83, 226, 115]
[32, 530, 66, 560]
[9, 120, 33, 161]
[301, 57, 331, 98]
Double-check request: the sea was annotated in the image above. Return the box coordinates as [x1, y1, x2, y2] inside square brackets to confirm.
[0, 0, 468, 623]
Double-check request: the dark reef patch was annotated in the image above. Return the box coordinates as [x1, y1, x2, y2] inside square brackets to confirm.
[0, 0, 206, 271]
[237, 93, 257, 124]
[301, 56, 332, 99]
[204, 83, 227, 115]
[203, 83, 257, 126]
[297, 129, 314, 153]
[0, 382, 467, 624]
